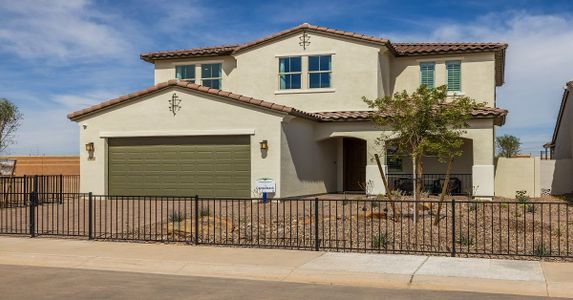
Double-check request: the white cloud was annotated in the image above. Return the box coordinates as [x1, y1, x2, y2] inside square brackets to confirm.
[0, 0, 133, 61]
[53, 90, 118, 111]
[382, 12, 573, 153]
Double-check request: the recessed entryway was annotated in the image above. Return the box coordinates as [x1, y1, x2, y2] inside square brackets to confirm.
[343, 137, 366, 192]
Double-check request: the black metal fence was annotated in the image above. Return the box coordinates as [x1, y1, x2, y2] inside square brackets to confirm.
[1, 193, 572, 259]
[0, 175, 80, 208]
[387, 174, 472, 196]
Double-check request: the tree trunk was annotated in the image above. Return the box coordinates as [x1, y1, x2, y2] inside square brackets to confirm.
[412, 154, 417, 223]
[434, 155, 454, 225]
[374, 154, 398, 219]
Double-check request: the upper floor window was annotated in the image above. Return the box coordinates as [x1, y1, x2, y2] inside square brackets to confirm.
[201, 63, 222, 89]
[308, 55, 331, 89]
[175, 65, 195, 83]
[419, 62, 435, 89]
[446, 60, 461, 92]
[279, 57, 302, 90]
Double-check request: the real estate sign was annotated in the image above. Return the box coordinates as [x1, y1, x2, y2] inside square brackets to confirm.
[255, 178, 276, 193]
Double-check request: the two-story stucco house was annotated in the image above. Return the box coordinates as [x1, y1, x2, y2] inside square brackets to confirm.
[68, 23, 508, 198]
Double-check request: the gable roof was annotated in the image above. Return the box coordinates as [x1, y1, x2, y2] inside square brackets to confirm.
[545, 80, 573, 149]
[68, 81, 508, 125]
[67, 80, 322, 122]
[233, 23, 389, 54]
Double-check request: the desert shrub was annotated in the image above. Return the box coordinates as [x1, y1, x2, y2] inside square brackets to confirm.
[371, 233, 390, 249]
[200, 207, 210, 217]
[515, 190, 530, 204]
[168, 211, 186, 223]
[526, 204, 536, 213]
[533, 243, 550, 257]
[468, 202, 477, 212]
[371, 201, 380, 208]
[457, 233, 474, 246]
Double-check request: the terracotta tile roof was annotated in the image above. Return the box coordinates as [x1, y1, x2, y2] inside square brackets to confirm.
[391, 42, 507, 55]
[140, 45, 239, 62]
[316, 106, 508, 125]
[67, 80, 322, 121]
[233, 23, 389, 53]
[68, 80, 508, 126]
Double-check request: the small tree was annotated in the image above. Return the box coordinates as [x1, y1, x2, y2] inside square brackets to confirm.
[0, 98, 23, 153]
[364, 85, 481, 219]
[496, 135, 521, 158]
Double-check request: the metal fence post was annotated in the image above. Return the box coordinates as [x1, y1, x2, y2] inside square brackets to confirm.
[29, 192, 36, 237]
[451, 198, 456, 257]
[194, 195, 199, 245]
[59, 174, 64, 204]
[88, 192, 93, 240]
[314, 197, 320, 251]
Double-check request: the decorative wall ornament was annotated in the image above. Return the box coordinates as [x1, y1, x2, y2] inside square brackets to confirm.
[299, 31, 311, 50]
[169, 93, 181, 116]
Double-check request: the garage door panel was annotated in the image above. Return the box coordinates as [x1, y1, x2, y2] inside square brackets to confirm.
[108, 136, 250, 197]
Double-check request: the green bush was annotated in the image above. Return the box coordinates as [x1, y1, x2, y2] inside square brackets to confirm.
[200, 207, 210, 217]
[168, 211, 186, 223]
[533, 243, 550, 257]
[457, 233, 474, 246]
[515, 190, 530, 204]
[371, 233, 390, 249]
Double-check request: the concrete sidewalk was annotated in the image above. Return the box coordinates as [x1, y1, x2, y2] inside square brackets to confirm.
[0, 237, 571, 298]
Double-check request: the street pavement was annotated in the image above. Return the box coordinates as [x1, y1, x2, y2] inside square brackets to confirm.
[0, 236, 573, 298]
[0, 264, 565, 300]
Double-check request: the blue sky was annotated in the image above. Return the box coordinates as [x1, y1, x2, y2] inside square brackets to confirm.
[1, 0, 572, 155]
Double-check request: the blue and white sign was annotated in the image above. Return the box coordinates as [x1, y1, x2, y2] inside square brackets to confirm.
[255, 178, 276, 193]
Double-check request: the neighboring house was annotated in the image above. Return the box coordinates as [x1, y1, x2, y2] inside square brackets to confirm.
[68, 23, 508, 198]
[543, 80, 573, 195]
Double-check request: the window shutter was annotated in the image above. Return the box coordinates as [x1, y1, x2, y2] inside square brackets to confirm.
[420, 62, 435, 89]
[446, 61, 461, 92]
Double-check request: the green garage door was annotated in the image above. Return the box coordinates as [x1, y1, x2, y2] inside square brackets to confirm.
[108, 136, 250, 197]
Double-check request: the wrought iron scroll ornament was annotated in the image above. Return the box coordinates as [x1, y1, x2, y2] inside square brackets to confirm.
[299, 31, 311, 50]
[169, 93, 181, 116]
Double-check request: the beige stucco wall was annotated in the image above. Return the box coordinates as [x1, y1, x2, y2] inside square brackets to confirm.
[75, 87, 286, 196]
[280, 118, 338, 197]
[231, 33, 383, 112]
[495, 157, 541, 198]
[553, 89, 572, 160]
[153, 34, 499, 112]
[388, 52, 497, 106]
[548, 159, 573, 195]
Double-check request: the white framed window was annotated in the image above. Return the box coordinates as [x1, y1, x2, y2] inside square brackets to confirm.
[308, 55, 331, 89]
[175, 65, 196, 83]
[419, 62, 435, 89]
[201, 63, 222, 89]
[446, 60, 461, 92]
[278, 57, 302, 90]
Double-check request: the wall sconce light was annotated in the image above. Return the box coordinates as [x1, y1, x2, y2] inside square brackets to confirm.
[259, 140, 268, 151]
[85, 142, 95, 160]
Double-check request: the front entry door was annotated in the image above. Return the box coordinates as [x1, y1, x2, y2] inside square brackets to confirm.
[343, 138, 366, 191]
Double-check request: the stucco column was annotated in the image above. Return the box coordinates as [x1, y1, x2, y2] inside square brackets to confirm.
[469, 125, 495, 199]
[365, 138, 386, 195]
